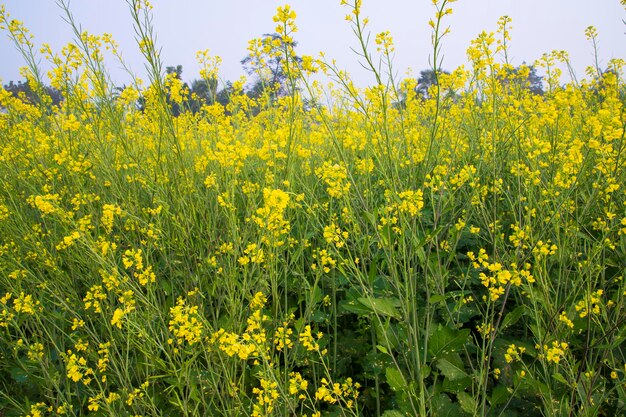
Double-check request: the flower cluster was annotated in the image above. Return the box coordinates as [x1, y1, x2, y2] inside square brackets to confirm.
[168, 296, 204, 347]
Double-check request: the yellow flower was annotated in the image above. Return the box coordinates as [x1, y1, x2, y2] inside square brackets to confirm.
[559, 311, 574, 329]
[575, 289, 603, 318]
[27, 193, 61, 216]
[169, 297, 204, 346]
[315, 161, 351, 198]
[13, 292, 39, 315]
[299, 325, 322, 351]
[251, 188, 291, 246]
[323, 222, 349, 248]
[543, 341, 568, 364]
[504, 344, 525, 363]
[87, 395, 102, 411]
[111, 308, 125, 329]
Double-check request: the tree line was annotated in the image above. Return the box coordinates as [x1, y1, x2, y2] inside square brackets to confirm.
[2, 32, 548, 114]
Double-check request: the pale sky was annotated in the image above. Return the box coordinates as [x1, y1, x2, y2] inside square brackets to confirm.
[1, 0, 624, 88]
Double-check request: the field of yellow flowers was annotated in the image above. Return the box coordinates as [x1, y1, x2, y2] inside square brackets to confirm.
[1, 1, 625, 416]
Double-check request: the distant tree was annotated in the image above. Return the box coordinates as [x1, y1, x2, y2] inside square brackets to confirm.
[214, 81, 234, 108]
[241, 33, 301, 100]
[163, 66, 238, 114]
[586, 67, 624, 105]
[188, 78, 218, 113]
[190, 78, 216, 101]
[165, 65, 183, 80]
[501, 64, 544, 95]
[125, 65, 234, 115]
[524, 66, 544, 95]
[415, 69, 450, 100]
[3, 80, 63, 106]
[164, 65, 190, 116]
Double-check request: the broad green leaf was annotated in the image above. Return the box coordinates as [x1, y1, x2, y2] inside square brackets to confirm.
[416, 246, 426, 263]
[429, 294, 446, 304]
[10, 367, 28, 384]
[428, 324, 470, 357]
[357, 297, 401, 319]
[309, 285, 324, 305]
[339, 300, 374, 316]
[489, 385, 511, 406]
[376, 344, 389, 354]
[436, 358, 468, 381]
[382, 411, 405, 417]
[385, 367, 406, 391]
[362, 210, 377, 227]
[520, 374, 550, 397]
[442, 374, 472, 393]
[552, 372, 569, 386]
[500, 305, 527, 331]
[367, 259, 378, 285]
[375, 320, 400, 350]
[431, 393, 461, 417]
[159, 279, 172, 295]
[310, 310, 328, 323]
[457, 391, 476, 414]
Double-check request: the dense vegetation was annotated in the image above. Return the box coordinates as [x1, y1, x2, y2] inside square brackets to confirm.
[1, 1, 625, 416]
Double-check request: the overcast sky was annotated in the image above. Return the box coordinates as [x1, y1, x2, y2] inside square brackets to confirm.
[1, 0, 624, 88]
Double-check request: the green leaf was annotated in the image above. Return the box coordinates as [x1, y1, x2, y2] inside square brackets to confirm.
[363, 210, 377, 227]
[367, 259, 378, 285]
[431, 393, 461, 417]
[429, 294, 446, 304]
[520, 374, 550, 397]
[428, 324, 470, 358]
[376, 344, 389, 354]
[374, 320, 400, 350]
[457, 391, 476, 414]
[416, 246, 426, 263]
[500, 305, 527, 331]
[436, 359, 468, 381]
[382, 411, 405, 417]
[159, 279, 172, 295]
[357, 297, 401, 319]
[489, 385, 510, 406]
[385, 367, 406, 391]
[552, 372, 569, 386]
[309, 285, 324, 305]
[599, 325, 626, 349]
[339, 299, 374, 316]
[442, 374, 472, 393]
[310, 310, 328, 323]
[10, 367, 28, 384]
